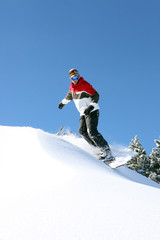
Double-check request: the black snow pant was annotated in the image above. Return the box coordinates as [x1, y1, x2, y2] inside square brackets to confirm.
[78, 110, 110, 151]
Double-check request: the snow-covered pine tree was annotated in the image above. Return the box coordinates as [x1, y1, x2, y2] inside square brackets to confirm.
[127, 136, 150, 177]
[149, 139, 160, 183]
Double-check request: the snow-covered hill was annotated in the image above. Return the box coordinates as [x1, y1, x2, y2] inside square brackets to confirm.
[0, 126, 160, 240]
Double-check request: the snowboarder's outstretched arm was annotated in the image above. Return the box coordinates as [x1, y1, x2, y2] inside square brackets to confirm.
[58, 91, 73, 109]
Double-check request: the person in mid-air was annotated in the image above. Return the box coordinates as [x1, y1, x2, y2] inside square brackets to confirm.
[58, 68, 115, 161]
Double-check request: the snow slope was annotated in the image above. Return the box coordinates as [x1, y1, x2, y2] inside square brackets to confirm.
[0, 126, 160, 240]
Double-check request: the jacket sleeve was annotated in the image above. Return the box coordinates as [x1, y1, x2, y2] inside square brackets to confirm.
[91, 91, 99, 103]
[90, 91, 99, 109]
[61, 91, 73, 105]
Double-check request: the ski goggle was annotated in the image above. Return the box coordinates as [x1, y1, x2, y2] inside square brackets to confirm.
[71, 75, 79, 81]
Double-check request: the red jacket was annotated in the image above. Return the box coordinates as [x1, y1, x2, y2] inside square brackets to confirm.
[62, 77, 100, 116]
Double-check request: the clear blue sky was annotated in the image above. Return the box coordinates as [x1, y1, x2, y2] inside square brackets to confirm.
[0, 0, 160, 154]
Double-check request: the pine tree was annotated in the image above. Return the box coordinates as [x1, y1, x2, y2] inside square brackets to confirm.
[149, 139, 160, 183]
[127, 136, 150, 177]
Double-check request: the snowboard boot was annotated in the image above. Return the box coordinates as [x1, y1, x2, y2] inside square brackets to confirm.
[98, 148, 115, 162]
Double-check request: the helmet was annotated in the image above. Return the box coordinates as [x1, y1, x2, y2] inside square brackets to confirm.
[69, 69, 80, 78]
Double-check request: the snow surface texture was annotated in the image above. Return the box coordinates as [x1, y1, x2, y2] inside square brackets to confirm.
[0, 126, 160, 240]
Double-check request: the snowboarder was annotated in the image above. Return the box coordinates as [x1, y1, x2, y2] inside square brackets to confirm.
[58, 69, 115, 161]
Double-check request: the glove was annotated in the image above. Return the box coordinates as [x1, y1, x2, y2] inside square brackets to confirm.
[58, 102, 65, 109]
[84, 105, 94, 115]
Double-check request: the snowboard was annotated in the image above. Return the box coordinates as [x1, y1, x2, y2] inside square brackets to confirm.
[100, 156, 131, 168]
[103, 159, 126, 168]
